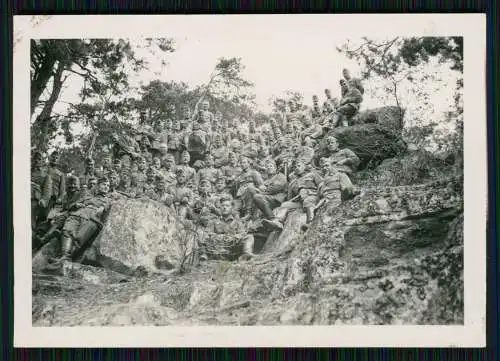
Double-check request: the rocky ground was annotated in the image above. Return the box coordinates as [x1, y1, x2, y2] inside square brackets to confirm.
[32, 174, 464, 326]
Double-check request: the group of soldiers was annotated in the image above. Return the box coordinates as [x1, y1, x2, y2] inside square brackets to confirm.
[31, 68, 364, 266]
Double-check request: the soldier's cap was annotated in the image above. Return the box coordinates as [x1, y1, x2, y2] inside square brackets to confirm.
[193, 160, 205, 169]
[98, 176, 110, 184]
[68, 175, 80, 184]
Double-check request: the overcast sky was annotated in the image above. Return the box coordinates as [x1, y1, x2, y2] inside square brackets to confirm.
[43, 15, 459, 125]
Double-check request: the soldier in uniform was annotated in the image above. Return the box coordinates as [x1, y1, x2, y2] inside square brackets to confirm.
[233, 156, 265, 218]
[300, 114, 324, 142]
[247, 160, 289, 230]
[316, 158, 357, 213]
[113, 158, 122, 174]
[323, 88, 339, 112]
[172, 167, 195, 220]
[321, 135, 360, 178]
[211, 133, 228, 168]
[311, 95, 322, 120]
[117, 172, 136, 198]
[267, 159, 322, 230]
[203, 194, 255, 261]
[168, 119, 184, 164]
[85, 176, 98, 197]
[53, 176, 112, 263]
[181, 105, 193, 132]
[46, 151, 66, 218]
[142, 167, 158, 199]
[326, 80, 363, 128]
[197, 154, 218, 185]
[151, 174, 175, 208]
[80, 157, 98, 188]
[108, 170, 121, 198]
[193, 176, 220, 228]
[132, 156, 147, 197]
[33, 175, 82, 251]
[177, 150, 197, 189]
[186, 121, 211, 164]
[242, 137, 260, 161]
[96, 151, 113, 178]
[31, 150, 52, 229]
[151, 156, 162, 171]
[161, 153, 177, 187]
[342, 68, 365, 95]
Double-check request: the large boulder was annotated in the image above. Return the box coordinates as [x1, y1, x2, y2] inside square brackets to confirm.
[33, 175, 464, 326]
[331, 123, 408, 169]
[90, 197, 197, 272]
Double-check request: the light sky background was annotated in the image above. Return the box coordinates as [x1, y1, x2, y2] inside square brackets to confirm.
[37, 16, 459, 134]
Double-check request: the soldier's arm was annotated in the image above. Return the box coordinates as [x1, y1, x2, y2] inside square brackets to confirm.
[252, 170, 264, 188]
[58, 172, 66, 202]
[266, 174, 288, 195]
[41, 172, 53, 204]
[339, 173, 354, 195]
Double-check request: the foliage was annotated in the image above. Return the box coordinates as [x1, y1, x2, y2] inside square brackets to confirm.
[337, 36, 463, 163]
[31, 38, 175, 152]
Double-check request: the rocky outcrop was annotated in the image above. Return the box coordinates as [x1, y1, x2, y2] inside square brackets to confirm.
[33, 175, 463, 326]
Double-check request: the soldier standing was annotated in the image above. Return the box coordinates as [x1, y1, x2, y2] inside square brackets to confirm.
[46, 151, 66, 218]
[31, 151, 52, 228]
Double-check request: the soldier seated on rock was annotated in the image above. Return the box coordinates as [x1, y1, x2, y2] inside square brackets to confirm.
[52, 176, 112, 264]
[152, 175, 175, 208]
[193, 176, 220, 228]
[197, 154, 218, 186]
[177, 150, 197, 189]
[266, 158, 322, 231]
[203, 194, 255, 262]
[142, 167, 158, 199]
[117, 172, 136, 198]
[222, 152, 241, 190]
[161, 153, 177, 187]
[234, 156, 265, 219]
[244, 160, 288, 230]
[211, 133, 229, 168]
[342, 68, 364, 95]
[315, 158, 358, 212]
[33, 174, 82, 251]
[325, 79, 363, 129]
[84, 176, 98, 197]
[322, 135, 360, 178]
[173, 167, 195, 220]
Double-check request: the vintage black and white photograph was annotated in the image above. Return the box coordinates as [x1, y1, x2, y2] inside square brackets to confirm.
[14, 15, 486, 347]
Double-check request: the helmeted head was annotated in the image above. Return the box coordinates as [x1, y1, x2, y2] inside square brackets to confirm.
[109, 170, 120, 188]
[97, 177, 110, 195]
[172, 119, 180, 131]
[219, 194, 234, 217]
[339, 79, 348, 93]
[87, 176, 97, 190]
[324, 88, 332, 99]
[326, 135, 339, 152]
[198, 177, 212, 195]
[202, 100, 210, 111]
[49, 151, 60, 166]
[176, 167, 187, 185]
[85, 157, 95, 173]
[152, 157, 161, 170]
[204, 154, 214, 168]
[342, 68, 351, 80]
[294, 160, 307, 176]
[67, 175, 80, 193]
[240, 156, 251, 171]
[266, 160, 277, 176]
[228, 152, 237, 165]
[137, 156, 147, 171]
[163, 154, 175, 170]
[214, 175, 226, 192]
[181, 150, 190, 164]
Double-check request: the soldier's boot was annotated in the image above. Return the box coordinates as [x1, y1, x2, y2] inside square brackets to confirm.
[255, 195, 284, 230]
[239, 236, 255, 261]
[301, 207, 315, 231]
[59, 236, 73, 262]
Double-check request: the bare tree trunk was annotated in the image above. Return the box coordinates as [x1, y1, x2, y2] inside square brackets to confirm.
[34, 61, 67, 152]
[31, 41, 57, 115]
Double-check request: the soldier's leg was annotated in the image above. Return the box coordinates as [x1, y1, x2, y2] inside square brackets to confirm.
[239, 234, 255, 261]
[57, 216, 81, 261]
[256, 194, 284, 230]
